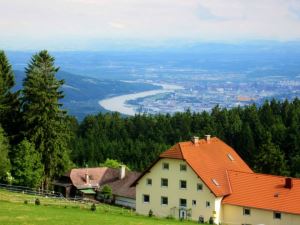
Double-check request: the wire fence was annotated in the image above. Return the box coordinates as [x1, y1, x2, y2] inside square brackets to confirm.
[0, 183, 63, 197]
[0, 183, 134, 215]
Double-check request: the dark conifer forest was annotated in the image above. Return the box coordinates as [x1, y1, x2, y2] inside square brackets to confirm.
[1, 50, 300, 190]
[70, 99, 300, 177]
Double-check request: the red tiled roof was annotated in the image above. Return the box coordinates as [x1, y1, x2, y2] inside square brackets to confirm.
[222, 171, 300, 215]
[160, 137, 253, 196]
[160, 143, 183, 159]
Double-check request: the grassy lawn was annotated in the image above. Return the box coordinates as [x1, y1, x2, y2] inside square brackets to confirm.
[0, 190, 200, 225]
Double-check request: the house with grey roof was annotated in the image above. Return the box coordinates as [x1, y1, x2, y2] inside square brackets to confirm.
[54, 166, 140, 208]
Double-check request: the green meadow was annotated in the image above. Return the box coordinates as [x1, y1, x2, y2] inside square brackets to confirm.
[0, 190, 200, 225]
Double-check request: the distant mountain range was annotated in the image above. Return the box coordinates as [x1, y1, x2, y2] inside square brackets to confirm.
[14, 70, 160, 120]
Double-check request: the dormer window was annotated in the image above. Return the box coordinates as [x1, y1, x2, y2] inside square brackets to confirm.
[227, 153, 235, 161]
[212, 178, 220, 186]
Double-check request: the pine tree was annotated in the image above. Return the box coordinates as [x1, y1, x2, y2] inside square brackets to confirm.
[12, 139, 43, 187]
[0, 126, 10, 181]
[0, 50, 20, 142]
[22, 50, 71, 189]
[254, 132, 288, 176]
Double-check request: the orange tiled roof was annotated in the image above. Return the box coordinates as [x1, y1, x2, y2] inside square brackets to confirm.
[222, 171, 300, 215]
[159, 137, 253, 196]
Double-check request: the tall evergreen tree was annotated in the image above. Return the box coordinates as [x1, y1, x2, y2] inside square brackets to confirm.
[0, 125, 10, 182]
[22, 50, 71, 189]
[254, 132, 288, 176]
[0, 50, 20, 142]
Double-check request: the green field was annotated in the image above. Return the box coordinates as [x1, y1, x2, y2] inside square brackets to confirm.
[0, 190, 200, 225]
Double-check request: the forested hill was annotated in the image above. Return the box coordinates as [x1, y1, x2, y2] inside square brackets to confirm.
[70, 98, 300, 177]
[13, 70, 160, 119]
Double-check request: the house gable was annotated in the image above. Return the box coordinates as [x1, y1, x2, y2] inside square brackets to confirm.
[158, 137, 253, 196]
[136, 158, 217, 221]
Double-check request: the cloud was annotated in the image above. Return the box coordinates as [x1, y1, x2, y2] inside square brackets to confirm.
[197, 5, 224, 21]
[109, 22, 126, 30]
[1, 0, 300, 50]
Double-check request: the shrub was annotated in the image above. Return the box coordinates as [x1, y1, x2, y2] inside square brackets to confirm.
[148, 209, 153, 217]
[24, 200, 28, 204]
[35, 198, 40, 205]
[91, 203, 96, 211]
[101, 185, 112, 200]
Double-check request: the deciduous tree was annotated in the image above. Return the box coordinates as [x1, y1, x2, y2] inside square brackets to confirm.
[12, 139, 43, 187]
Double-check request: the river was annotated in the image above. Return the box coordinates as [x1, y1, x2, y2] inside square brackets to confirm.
[98, 82, 183, 116]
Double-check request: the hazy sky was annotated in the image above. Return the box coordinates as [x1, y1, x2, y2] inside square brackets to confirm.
[1, 0, 300, 50]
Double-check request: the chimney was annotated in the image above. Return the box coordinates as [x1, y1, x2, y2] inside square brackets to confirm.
[205, 135, 211, 143]
[85, 169, 90, 184]
[191, 136, 199, 145]
[285, 177, 293, 189]
[120, 165, 126, 180]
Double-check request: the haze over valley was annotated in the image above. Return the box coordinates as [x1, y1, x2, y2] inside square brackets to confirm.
[8, 41, 300, 118]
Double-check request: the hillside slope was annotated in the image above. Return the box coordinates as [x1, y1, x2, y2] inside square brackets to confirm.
[14, 70, 160, 119]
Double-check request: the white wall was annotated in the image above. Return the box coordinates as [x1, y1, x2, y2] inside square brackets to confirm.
[136, 158, 217, 222]
[222, 204, 300, 225]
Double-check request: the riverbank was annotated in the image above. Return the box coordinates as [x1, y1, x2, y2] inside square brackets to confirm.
[98, 82, 183, 115]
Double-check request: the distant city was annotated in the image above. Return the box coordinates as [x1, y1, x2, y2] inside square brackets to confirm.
[7, 41, 300, 117]
[127, 74, 300, 114]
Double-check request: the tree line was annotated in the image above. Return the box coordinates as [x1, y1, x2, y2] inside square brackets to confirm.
[1, 49, 300, 191]
[70, 100, 300, 177]
[0, 50, 71, 189]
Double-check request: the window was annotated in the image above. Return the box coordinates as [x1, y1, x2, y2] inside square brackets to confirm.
[192, 200, 196, 206]
[197, 183, 203, 191]
[162, 162, 169, 170]
[227, 153, 235, 161]
[243, 208, 251, 216]
[161, 196, 168, 205]
[180, 164, 187, 171]
[161, 178, 168, 187]
[212, 178, 220, 186]
[206, 201, 210, 208]
[146, 178, 152, 186]
[180, 198, 187, 207]
[180, 180, 187, 189]
[274, 212, 281, 219]
[143, 194, 150, 203]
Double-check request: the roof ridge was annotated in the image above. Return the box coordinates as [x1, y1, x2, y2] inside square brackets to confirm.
[72, 167, 108, 170]
[225, 170, 233, 195]
[177, 142, 184, 159]
[228, 170, 300, 180]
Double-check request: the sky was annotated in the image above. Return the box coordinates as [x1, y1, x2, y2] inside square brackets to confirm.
[1, 0, 300, 50]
